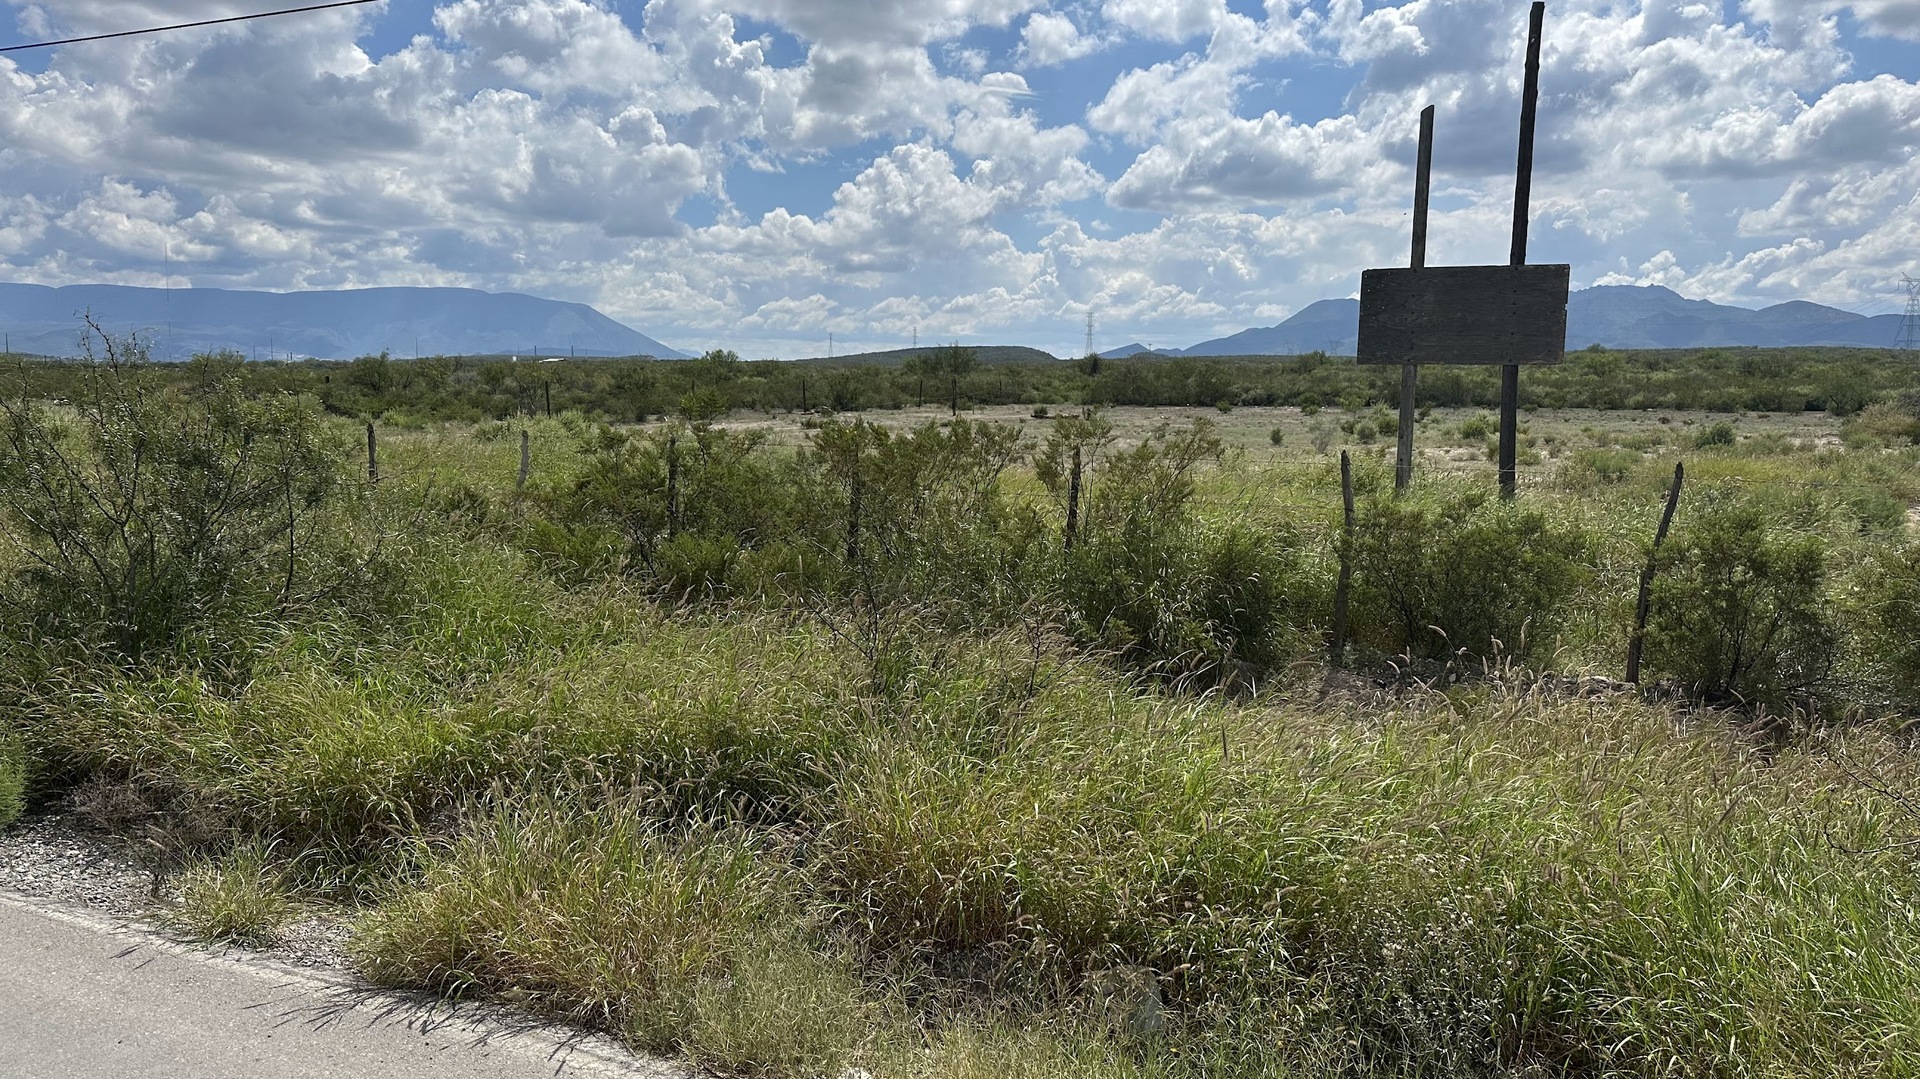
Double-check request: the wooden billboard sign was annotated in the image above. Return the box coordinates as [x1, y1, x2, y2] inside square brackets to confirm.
[1363, 0, 1552, 498]
[1357, 264, 1570, 367]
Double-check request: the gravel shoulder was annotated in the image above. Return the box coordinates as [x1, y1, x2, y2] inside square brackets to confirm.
[0, 811, 686, 1079]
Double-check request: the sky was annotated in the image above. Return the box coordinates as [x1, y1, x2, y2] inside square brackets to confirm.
[3, 0, 1920, 358]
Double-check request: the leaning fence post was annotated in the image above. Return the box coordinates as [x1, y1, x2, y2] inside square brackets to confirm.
[1064, 445, 1083, 553]
[1330, 450, 1356, 664]
[1626, 461, 1685, 684]
[365, 421, 378, 484]
[517, 429, 531, 492]
[846, 467, 863, 564]
[1395, 104, 1435, 494]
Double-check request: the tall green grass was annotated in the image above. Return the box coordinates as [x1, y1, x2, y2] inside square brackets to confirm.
[25, 557, 1920, 1074]
[11, 407, 1920, 1077]
[0, 733, 26, 829]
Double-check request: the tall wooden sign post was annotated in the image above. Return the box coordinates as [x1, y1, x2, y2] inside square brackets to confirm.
[1358, 1, 1566, 499]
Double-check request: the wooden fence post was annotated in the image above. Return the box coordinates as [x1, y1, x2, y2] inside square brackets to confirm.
[1064, 445, 1082, 553]
[517, 429, 531, 492]
[1626, 461, 1685, 684]
[1330, 450, 1356, 664]
[666, 434, 681, 539]
[846, 468, 862, 564]
[365, 422, 378, 483]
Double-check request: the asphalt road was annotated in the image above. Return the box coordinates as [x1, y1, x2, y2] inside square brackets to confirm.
[0, 894, 681, 1079]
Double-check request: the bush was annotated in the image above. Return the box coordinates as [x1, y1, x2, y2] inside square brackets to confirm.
[1842, 539, 1920, 715]
[1045, 420, 1312, 676]
[534, 421, 821, 592]
[1842, 399, 1920, 448]
[1560, 447, 1640, 490]
[814, 418, 1044, 624]
[1349, 485, 1587, 661]
[1645, 495, 1836, 708]
[1693, 420, 1737, 448]
[0, 330, 355, 667]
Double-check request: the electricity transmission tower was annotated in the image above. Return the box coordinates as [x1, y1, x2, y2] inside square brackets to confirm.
[1084, 308, 1096, 358]
[1900, 274, 1920, 350]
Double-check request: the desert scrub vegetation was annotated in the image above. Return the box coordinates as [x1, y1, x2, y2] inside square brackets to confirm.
[7, 344, 1920, 1076]
[28, 604, 1920, 1075]
[0, 331, 373, 674]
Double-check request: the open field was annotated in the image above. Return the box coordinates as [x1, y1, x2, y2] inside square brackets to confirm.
[4, 347, 1920, 1076]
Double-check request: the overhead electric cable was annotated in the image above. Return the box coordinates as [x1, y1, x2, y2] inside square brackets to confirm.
[0, 0, 381, 53]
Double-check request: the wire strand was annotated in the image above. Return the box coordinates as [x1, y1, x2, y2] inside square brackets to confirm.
[0, 0, 382, 54]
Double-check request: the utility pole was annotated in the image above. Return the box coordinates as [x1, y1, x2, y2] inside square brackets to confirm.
[1899, 274, 1920, 350]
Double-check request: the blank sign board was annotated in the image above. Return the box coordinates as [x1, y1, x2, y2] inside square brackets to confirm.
[1357, 264, 1570, 366]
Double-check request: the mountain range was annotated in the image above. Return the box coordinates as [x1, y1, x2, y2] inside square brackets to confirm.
[0, 281, 1903, 365]
[0, 283, 688, 360]
[1106, 285, 1905, 358]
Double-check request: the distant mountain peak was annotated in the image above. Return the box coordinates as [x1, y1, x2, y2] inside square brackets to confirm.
[0, 283, 687, 360]
[1175, 283, 1899, 356]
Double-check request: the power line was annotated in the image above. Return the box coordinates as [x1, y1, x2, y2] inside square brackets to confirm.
[0, 0, 382, 54]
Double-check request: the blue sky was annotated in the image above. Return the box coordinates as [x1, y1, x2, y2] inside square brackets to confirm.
[3, 0, 1920, 356]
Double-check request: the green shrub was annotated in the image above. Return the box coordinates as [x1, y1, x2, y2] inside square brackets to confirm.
[814, 417, 1044, 624]
[1842, 539, 1920, 714]
[1693, 420, 1737, 448]
[0, 330, 354, 667]
[654, 532, 742, 601]
[1044, 420, 1308, 676]
[1842, 399, 1920, 448]
[1645, 495, 1836, 708]
[1560, 447, 1641, 490]
[1267, 426, 1284, 446]
[1059, 519, 1311, 678]
[534, 421, 822, 589]
[1349, 485, 1587, 661]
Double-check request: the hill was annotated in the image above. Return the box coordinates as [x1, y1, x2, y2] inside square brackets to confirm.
[1179, 285, 1903, 356]
[794, 346, 1061, 366]
[1098, 342, 1181, 359]
[0, 283, 687, 360]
